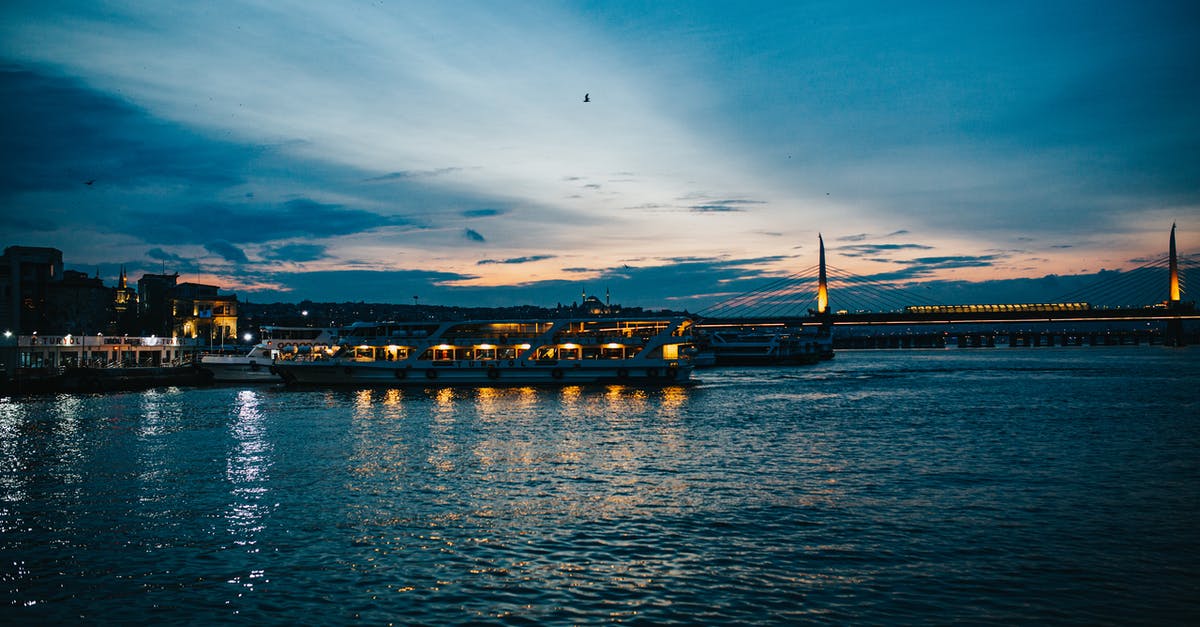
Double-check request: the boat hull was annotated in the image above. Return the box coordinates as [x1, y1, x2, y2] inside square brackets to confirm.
[274, 361, 693, 386]
[712, 352, 821, 366]
[200, 356, 283, 382]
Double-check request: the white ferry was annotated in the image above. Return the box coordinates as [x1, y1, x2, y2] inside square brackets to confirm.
[272, 316, 697, 386]
[200, 326, 337, 382]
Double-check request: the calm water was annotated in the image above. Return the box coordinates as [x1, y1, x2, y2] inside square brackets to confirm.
[2, 348, 1198, 625]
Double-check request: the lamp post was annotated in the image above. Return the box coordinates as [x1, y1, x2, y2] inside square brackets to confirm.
[1, 330, 14, 385]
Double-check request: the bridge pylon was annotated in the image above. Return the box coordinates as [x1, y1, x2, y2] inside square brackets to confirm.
[1166, 222, 1189, 347]
[817, 233, 828, 315]
[814, 234, 834, 343]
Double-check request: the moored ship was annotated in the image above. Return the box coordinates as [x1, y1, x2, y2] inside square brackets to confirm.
[272, 316, 697, 386]
[200, 326, 337, 382]
[697, 326, 833, 366]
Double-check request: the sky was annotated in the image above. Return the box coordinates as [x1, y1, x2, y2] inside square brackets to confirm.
[1, 1, 1197, 311]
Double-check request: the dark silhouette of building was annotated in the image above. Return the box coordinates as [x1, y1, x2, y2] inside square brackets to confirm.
[2, 246, 239, 341]
[1, 246, 64, 334]
[137, 272, 179, 335]
[45, 269, 112, 335]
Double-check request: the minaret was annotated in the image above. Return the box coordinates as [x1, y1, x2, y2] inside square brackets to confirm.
[118, 265, 128, 290]
[817, 234, 829, 315]
[1169, 223, 1180, 303]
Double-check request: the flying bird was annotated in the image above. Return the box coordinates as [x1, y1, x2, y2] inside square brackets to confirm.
[84, 179, 95, 186]
[583, 93, 590, 103]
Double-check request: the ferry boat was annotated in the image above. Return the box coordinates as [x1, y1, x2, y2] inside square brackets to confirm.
[271, 316, 697, 386]
[200, 326, 337, 382]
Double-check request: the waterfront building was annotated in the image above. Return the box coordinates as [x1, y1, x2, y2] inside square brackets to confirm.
[44, 269, 113, 336]
[0, 246, 63, 334]
[135, 273, 238, 342]
[173, 282, 238, 346]
[112, 266, 139, 334]
[0, 245, 241, 380]
[12, 332, 191, 369]
[136, 272, 179, 335]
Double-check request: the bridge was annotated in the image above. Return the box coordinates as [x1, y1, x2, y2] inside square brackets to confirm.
[695, 225, 1198, 347]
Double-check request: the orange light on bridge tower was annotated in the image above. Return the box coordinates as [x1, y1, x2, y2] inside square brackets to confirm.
[817, 233, 829, 315]
[1169, 222, 1181, 303]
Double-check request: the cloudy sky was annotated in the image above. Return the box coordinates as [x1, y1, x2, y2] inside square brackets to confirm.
[1, 1, 1196, 310]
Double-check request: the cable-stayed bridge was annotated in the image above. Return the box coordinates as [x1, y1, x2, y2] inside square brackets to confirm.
[695, 226, 1198, 347]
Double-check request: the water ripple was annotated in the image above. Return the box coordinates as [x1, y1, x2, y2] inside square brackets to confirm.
[1, 350, 1198, 624]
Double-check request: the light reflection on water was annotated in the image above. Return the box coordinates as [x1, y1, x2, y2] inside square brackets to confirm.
[1, 350, 1198, 624]
[225, 390, 271, 546]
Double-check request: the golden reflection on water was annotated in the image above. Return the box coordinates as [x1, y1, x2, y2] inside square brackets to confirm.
[345, 383, 703, 550]
[659, 385, 688, 414]
[473, 386, 501, 416]
[428, 387, 460, 473]
[560, 385, 582, 404]
[383, 388, 402, 406]
[354, 389, 373, 408]
[434, 387, 455, 407]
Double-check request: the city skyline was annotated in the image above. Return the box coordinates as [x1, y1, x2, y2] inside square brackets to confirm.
[2, 1, 1197, 310]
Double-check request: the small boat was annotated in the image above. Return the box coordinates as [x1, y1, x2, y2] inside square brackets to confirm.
[272, 316, 697, 386]
[200, 326, 337, 382]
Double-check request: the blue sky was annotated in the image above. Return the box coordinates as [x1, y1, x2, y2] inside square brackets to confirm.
[1, 1, 1196, 310]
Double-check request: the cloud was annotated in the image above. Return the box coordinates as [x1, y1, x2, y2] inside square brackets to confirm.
[906, 255, 1002, 268]
[364, 167, 462, 182]
[477, 255, 556, 265]
[245, 268, 478, 303]
[121, 197, 407, 246]
[204, 240, 248, 263]
[0, 66, 247, 197]
[262, 243, 328, 262]
[147, 247, 186, 263]
[2, 4, 1196, 308]
[837, 243, 935, 258]
[462, 208, 505, 218]
[873, 254, 1005, 280]
[687, 199, 767, 213]
[4, 212, 55, 232]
